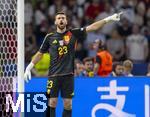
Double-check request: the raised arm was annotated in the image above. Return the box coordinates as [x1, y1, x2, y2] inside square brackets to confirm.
[86, 12, 123, 32]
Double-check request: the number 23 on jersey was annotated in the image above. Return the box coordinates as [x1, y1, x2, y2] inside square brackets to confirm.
[58, 46, 68, 56]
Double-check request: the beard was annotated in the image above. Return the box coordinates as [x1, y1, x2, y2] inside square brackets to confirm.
[57, 23, 67, 30]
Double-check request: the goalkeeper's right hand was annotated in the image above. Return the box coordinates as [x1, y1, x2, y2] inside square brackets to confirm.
[24, 62, 34, 82]
[104, 12, 123, 23]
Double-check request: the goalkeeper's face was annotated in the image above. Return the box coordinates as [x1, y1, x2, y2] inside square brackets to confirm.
[55, 14, 67, 30]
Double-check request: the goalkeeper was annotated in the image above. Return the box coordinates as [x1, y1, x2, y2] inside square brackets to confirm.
[24, 11, 122, 117]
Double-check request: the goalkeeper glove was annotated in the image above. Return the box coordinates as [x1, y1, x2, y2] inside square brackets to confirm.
[24, 62, 34, 82]
[104, 12, 123, 23]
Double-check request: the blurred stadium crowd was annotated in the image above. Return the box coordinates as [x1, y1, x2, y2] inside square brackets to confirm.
[25, 0, 150, 77]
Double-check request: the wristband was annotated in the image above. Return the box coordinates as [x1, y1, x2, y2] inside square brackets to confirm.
[26, 62, 34, 71]
[104, 16, 112, 23]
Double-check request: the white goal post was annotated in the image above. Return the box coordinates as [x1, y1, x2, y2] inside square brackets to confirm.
[17, 0, 24, 93]
[0, 0, 24, 116]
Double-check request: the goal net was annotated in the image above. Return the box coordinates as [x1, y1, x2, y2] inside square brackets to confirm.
[0, 0, 24, 116]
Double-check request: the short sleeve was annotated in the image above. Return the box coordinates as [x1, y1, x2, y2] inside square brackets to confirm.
[39, 35, 50, 53]
[71, 27, 86, 40]
[96, 55, 101, 64]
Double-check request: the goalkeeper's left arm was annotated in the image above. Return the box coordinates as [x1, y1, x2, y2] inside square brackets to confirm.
[86, 12, 123, 32]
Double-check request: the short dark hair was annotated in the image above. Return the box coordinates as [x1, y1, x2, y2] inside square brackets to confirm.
[99, 40, 106, 50]
[55, 11, 66, 16]
[83, 57, 94, 64]
[94, 39, 106, 50]
[55, 12, 67, 20]
[113, 62, 123, 71]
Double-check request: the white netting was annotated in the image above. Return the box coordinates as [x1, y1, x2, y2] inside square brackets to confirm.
[0, 0, 17, 116]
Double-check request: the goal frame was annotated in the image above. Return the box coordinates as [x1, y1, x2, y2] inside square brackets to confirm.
[17, 0, 24, 93]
